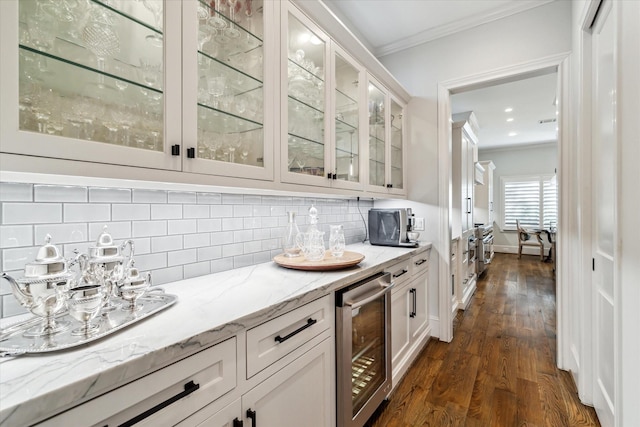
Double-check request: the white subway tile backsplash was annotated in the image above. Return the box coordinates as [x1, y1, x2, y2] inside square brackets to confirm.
[34, 185, 86, 203]
[3, 296, 27, 317]
[151, 204, 182, 220]
[197, 245, 222, 262]
[0, 225, 33, 248]
[112, 204, 150, 221]
[221, 217, 243, 231]
[132, 221, 167, 238]
[210, 231, 234, 245]
[133, 189, 167, 203]
[221, 194, 243, 205]
[184, 233, 210, 249]
[184, 261, 210, 279]
[89, 222, 131, 240]
[210, 205, 233, 218]
[168, 191, 196, 204]
[64, 204, 110, 223]
[222, 243, 243, 258]
[183, 205, 209, 219]
[233, 205, 253, 218]
[136, 253, 167, 271]
[151, 235, 183, 252]
[2, 203, 62, 224]
[0, 180, 370, 319]
[89, 187, 132, 203]
[35, 224, 87, 244]
[168, 249, 197, 267]
[0, 182, 32, 202]
[151, 266, 183, 285]
[243, 240, 262, 254]
[233, 254, 254, 269]
[197, 192, 221, 204]
[233, 229, 253, 243]
[2, 246, 38, 272]
[243, 217, 261, 229]
[197, 218, 222, 232]
[168, 219, 196, 235]
[210, 258, 234, 273]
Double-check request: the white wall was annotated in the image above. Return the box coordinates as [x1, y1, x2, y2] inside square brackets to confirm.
[375, 0, 572, 332]
[478, 143, 557, 253]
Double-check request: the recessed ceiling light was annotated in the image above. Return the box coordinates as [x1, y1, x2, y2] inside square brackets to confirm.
[508, 132, 517, 137]
[505, 107, 513, 113]
[506, 118, 514, 122]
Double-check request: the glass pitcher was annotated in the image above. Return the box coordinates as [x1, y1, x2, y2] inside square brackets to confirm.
[282, 211, 302, 257]
[329, 225, 345, 257]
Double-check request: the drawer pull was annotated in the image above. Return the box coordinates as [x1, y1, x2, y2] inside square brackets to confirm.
[274, 318, 317, 344]
[118, 380, 200, 427]
[233, 417, 243, 427]
[392, 269, 408, 279]
[410, 288, 417, 318]
[247, 409, 257, 426]
[415, 258, 427, 266]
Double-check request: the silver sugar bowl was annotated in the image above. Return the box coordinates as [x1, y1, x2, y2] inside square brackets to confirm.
[116, 261, 151, 311]
[1, 234, 76, 336]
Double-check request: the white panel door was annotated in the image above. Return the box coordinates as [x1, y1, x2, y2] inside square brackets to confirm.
[591, 1, 616, 425]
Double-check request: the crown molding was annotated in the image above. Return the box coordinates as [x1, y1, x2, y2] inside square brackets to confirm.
[479, 140, 557, 153]
[375, 0, 555, 58]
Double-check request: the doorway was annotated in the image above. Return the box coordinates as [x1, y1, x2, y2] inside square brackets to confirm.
[436, 54, 570, 361]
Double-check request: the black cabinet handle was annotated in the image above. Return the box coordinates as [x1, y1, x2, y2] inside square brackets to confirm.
[247, 409, 257, 427]
[171, 144, 180, 156]
[327, 172, 332, 179]
[392, 269, 408, 279]
[415, 258, 427, 266]
[386, 184, 393, 188]
[410, 288, 417, 318]
[187, 147, 195, 158]
[233, 418, 243, 427]
[274, 318, 317, 343]
[332, 173, 337, 180]
[118, 380, 200, 427]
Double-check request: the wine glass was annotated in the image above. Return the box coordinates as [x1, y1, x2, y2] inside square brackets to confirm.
[296, 153, 307, 173]
[142, 0, 163, 46]
[207, 0, 227, 30]
[223, 0, 241, 39]
[82, 7, 120, 86]
[207, 75, 226, 108]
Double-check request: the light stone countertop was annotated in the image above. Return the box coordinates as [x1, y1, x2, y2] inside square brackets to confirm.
[0, 242, 431, 426]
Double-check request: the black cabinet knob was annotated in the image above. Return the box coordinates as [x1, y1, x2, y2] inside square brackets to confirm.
[171, 145, 180, 156]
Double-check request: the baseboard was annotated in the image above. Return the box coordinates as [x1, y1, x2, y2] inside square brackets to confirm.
[494, 245, 545, 256]
[429, 315, 439, 339]
[391, 327, 432, 390]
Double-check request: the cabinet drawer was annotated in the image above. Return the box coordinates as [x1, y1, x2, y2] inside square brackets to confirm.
[386, 259, 412, 288]
[246, 296, 331, 378]
[38, 337, 237, 427]
[411, 249, 431, 277]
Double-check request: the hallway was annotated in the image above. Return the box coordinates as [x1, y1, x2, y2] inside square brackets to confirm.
[367, 253, 600, 426]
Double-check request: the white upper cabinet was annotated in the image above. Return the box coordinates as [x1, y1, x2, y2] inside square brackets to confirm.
[366, 75, 406, 195]
[0, 0, 408, 197]
[0, 0, 182, 171]
[182, 0, 275, 180]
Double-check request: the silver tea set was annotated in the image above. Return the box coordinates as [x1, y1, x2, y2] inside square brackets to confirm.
[1, 227, 151, 339]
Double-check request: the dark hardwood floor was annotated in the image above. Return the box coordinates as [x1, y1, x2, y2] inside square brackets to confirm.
[367, 253, 600, 427]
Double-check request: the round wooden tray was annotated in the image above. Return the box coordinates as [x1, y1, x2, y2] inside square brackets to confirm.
[273, 251, 365, 271]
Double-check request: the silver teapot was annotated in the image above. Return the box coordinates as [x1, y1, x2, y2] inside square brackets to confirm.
[1, 235, 76, 336]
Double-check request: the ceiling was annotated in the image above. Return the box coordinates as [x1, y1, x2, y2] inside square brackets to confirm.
[323, 0, 558, 149]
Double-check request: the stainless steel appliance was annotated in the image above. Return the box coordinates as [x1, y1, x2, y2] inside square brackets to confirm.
[336, 272, 393, 427]
[475, 223, 494, 275]
[368, 208, 418, 248]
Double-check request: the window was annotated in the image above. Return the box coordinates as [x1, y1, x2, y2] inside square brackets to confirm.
[501, 174, 557, 230]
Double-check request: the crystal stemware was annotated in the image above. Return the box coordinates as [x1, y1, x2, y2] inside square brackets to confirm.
[207, 0, 227, 30]
[142, 0, 164, 46]
[223, 0, 241, 39]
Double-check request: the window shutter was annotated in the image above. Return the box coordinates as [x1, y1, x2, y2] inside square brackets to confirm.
[501, 174, 557, 230]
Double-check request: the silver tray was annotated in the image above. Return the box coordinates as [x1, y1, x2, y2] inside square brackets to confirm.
[0, 292, 177, 357]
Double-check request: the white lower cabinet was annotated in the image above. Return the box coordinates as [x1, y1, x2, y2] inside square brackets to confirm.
[390, 251, 430, 389]
[37, 337, 237, 427]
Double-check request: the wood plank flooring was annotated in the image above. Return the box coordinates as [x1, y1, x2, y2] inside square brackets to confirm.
[366, 253, 600, 427]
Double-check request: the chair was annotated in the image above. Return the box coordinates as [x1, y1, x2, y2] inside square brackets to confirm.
[516, 219, 544, 260]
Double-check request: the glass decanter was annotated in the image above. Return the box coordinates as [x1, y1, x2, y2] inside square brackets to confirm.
[282, 211, 301, 257]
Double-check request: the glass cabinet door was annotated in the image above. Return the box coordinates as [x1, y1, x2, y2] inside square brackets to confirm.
[1, 0, 180, 170]
[332, 47, 363, 190]
[367, 80, 386, 189]
[281, 4, 330, 186]
[389, 97, 404, 192]
[183, 0, 271, 180]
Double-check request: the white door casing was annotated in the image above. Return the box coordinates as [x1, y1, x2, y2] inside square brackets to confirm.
[590, 0, 616, 425]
